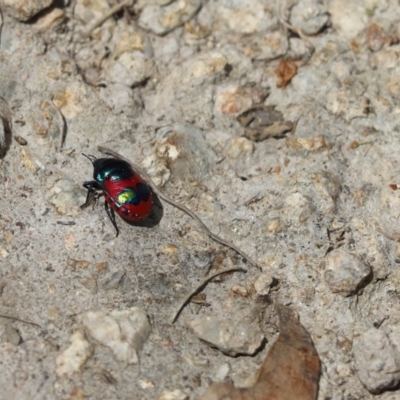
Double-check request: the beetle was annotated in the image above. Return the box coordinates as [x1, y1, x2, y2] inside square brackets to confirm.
[81, 155, 153, 236]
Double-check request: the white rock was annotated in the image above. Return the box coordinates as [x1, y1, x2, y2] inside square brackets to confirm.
[81, 308, 151, 364]
[214, 363, 230, 381]
[56, 330, 93, 376]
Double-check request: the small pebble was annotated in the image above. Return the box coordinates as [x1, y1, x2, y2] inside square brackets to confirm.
[254, 273, 275, 296]
[186, 315, 264, 356]
[231, 285, 248, 297]
[0, 248, 9, 258]
[215, 363, 230, 381]
[14, 135, 27, 146]
[324, 249, 371, 296]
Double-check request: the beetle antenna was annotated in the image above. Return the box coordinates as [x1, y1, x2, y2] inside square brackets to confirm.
[82, 153, 97, 164]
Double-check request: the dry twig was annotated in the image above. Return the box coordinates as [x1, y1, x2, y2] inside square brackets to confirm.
[0, 313, 44, 331]
[83, 0, 132, 38]
[50, 99, 66, 151]
[171, 267, 246, 323]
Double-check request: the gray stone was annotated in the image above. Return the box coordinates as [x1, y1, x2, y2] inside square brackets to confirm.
[354, 327, 400, 394]
[324, 249, 371, 296]
[186, 315, 264, 356]
[290, 0, 330, 35]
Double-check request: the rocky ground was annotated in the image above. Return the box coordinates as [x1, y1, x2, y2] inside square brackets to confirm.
[1, 0, 400, 399]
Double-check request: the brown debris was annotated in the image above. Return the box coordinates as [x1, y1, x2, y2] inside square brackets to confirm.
[197, 304, 321, 400]
[366, 23, 397, 52]
[237, 106, 293, 141]
[275, 59, 298, 89]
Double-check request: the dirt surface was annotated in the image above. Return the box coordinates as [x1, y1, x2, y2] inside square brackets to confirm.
[1, 0, 400, 399]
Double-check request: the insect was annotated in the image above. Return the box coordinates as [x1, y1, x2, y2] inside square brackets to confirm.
[81, 155, 153, 236]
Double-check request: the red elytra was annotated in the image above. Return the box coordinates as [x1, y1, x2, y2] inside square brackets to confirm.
[102, 170, 153, 222]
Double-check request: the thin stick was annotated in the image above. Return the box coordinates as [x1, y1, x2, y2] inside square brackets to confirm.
[50, 99, 66, 151]
[98, 146, 260, 270]
[83, 0, 131, 38]
[0, 313, 44, 331]
[171, 267, 246, 323]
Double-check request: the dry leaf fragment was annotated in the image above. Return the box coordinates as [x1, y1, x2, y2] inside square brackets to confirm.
[197, 304, 320, 400]
[275, 59, 297, 89]
[237, 106, 293, 141]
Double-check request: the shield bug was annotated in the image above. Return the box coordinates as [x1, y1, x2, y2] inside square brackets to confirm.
[81, 155, 153, 236]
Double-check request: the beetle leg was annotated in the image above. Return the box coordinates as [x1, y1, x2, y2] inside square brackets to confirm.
[81, 181, 103, 209]
[82, 181, 103, 209]
[104, 201, 120, 237]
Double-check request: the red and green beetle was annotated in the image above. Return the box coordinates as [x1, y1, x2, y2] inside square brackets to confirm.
[81, 155, 153, 236]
